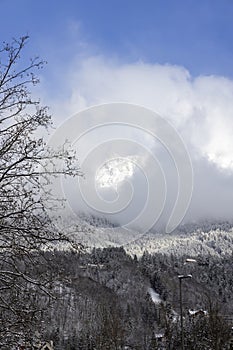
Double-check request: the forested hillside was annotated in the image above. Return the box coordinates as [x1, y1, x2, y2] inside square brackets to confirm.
[126, 222, 233, 257]
[10, 245, 233, 349]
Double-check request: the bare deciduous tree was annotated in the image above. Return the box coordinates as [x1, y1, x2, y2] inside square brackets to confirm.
[0, 36, 81, 348]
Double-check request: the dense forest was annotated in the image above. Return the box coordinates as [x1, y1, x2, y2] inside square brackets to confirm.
[5, 245, 233, 349]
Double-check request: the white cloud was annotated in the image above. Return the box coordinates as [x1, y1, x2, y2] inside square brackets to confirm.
[55, 57, 233, 172]
[45, 56, 233, 225]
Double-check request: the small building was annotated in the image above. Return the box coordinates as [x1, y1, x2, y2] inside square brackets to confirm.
[38, 341, 54, 350]
[188, 309, 208, 317]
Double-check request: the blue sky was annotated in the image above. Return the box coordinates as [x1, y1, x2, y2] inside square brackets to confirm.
[1, 0, 233, 77]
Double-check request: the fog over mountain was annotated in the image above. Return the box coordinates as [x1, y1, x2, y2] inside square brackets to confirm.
[44, 58, 233, 231]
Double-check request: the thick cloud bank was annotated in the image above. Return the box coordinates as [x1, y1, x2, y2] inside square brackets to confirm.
[49, 58, 233, 228]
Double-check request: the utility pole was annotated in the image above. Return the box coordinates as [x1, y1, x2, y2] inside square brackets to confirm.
[178, 274, 192, 350]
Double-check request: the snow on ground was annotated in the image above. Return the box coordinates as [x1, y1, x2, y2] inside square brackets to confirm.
[148, 287, 162, 304]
